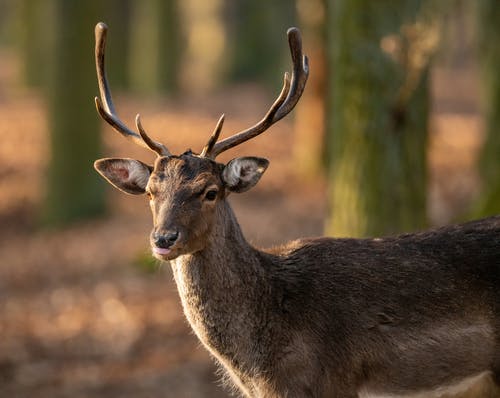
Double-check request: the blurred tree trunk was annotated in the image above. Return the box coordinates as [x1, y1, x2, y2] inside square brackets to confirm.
[178, 0, 225, 95]
[225, 0, 296, 88]
[475, 0, 500, 216]
[129, 0, 159, 93]
[101, 0, 132, 90]
[18, 1, 131, 90]
[129, 0, 181, 95]
[17, 0, 53, 88]
[325, 0, 439, 237]
[293, 0, 327, 179]
[157, 0, 181, 93]
[43, 1, 105, 226]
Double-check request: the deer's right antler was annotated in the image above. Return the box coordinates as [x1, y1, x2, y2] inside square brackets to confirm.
[201, 27, 309, 159]
[94, 22, 170, 157]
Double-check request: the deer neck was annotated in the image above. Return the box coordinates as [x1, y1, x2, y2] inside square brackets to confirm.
[172, 199, 260, 273]
[169, 200, 268, 358]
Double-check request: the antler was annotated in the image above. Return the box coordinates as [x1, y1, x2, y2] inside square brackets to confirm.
[202, 27, 309, 159]
[94, 22, 170, 157]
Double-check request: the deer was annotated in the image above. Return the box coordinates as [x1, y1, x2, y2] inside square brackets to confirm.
[92, 22, 500, 398]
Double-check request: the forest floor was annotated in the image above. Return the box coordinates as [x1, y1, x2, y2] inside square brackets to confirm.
[0, 51, 497, 397]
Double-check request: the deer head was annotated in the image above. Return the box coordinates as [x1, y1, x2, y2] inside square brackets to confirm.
[93, 22, 308, 260]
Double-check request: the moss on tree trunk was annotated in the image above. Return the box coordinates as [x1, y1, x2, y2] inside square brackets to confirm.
[325, 0, 436, 237]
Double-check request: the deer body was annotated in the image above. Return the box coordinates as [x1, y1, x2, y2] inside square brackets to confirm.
[169, 192, 500, 398]
[91, 22, 500, 397]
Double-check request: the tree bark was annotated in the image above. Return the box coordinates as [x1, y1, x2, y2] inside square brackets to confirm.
[325, 0, 437, 237]
[43, 1, 105, 226]
[18, 0, 47, 88]
[475, 0, 500, 216]
[225, 0, 296, 87]
[293, 0, 327, 179]
[129, 0, 181, 95]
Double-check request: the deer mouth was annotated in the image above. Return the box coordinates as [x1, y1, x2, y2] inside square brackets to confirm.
[153, 247, 171, 256]
[151, 245, 182, 261]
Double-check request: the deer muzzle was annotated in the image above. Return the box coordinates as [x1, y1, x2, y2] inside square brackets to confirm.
[151, 230, 180, 256]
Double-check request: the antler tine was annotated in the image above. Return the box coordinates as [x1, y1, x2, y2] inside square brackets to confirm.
[135, 115, 171, 156]
[200, 114, 225, 158]
[274, 28, 309, 120]
[205, 27, 309, 159]
[94, 22, 170, 157]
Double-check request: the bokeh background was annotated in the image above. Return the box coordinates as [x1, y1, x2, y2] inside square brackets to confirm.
[0, 0, 499, 397]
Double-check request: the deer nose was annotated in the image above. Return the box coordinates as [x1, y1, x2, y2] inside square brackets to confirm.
[153, 231, 179, 248]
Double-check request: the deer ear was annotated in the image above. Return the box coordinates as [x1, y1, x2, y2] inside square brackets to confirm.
[222, 157, 269, 193]
[94, 158, 152, 195]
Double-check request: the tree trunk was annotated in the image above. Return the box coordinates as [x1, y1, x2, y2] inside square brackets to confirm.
[157, 0, 181, 94]
[17, 0, 53, 88]
[325, 0, 438, 237]
[224, 0, 296, 87]
[293, 0, 327, 179]
[475, 0, 500, 216]
[178, 0, 225, 95]
[128, 0, 160, 93]
[129, 0, 181, 95]
[101, 0, 132, 90]
[43, 1, 105, 226]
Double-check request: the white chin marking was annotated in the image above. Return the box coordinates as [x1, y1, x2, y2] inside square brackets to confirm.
[358, 372, 491, 398]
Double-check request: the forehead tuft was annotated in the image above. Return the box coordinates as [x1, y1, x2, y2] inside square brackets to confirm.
[152, 154, 221, 183]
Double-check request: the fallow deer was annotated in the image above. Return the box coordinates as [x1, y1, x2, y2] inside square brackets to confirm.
[92, 22, 500, 398]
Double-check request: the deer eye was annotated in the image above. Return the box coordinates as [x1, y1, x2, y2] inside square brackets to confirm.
[204, 190, 218, 201]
